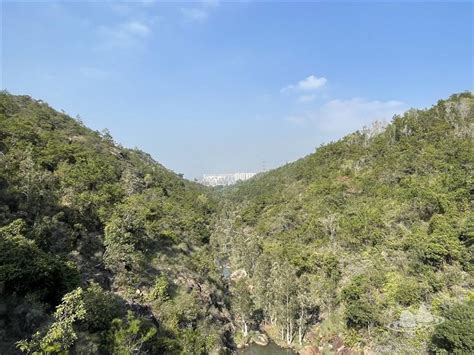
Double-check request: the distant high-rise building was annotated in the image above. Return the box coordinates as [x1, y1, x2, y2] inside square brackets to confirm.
[200, 172, 256, 186]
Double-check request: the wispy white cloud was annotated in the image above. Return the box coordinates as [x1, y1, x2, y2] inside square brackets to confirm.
[298, 94, 316, 103]
[98, 20, 151, 49]
[124, 21, 151, 36]
[109, 0, 157, 17]
[109, 4, 133, 16]
[282, 75, 327, 93]
[181, 7, 209, 22]
[316, 98, 404, 133]
[181, 0, 220, 22]
[286, 98, 406, 136]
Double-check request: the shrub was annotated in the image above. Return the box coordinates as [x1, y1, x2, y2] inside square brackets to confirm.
[341, 275, 381, 329]
[0, 219, 80, 304]
[148, 275, 170, 303]
[106, 311, 158, 354]
[431, 299, 474, 353]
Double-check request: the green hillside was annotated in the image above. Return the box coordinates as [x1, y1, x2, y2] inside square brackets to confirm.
[0, 92, 230, 354]
[0, 91, 473, 354]
[213, 92, 473, 353]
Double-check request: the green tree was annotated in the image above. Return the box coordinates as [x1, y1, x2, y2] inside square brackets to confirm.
[231, 278, 254, 337]
[272, 261, 298, 345]
[431, 300, 474, 353]
[0, 219, 79, 304]
[341, 275, 380, 329]
[107, 311, 158, 355]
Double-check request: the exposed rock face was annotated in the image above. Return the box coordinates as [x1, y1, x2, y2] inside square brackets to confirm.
[252, 332, 269, 346]
[128, 302, 160, 328]
[175, 274, 213, 304]
[300, 345, 320, 355]
[230, 269, 247, 282]
[416, 304, 435, 324]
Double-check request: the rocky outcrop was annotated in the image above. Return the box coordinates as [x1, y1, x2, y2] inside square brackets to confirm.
[230, 269, 247, 282]
[300, 345, 321, 355]
[251, 332, 269, 346]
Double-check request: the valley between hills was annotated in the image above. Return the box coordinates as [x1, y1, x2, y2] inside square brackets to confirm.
[0, 91, 473, 354]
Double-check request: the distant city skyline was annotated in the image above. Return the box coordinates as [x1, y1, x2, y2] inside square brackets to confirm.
[201, 172, 257, 186]
[2, 1, 472, 179]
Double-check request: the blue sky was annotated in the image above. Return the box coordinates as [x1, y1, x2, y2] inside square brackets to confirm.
[2, 1, 473, 179]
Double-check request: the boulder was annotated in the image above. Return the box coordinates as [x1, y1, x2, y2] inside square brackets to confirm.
[300, 345, 320, 355]
[252, 332, 269, 346]
[230, 269, 247, 282]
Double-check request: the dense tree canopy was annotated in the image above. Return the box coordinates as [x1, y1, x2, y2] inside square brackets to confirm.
[213, 92, 473, 352]
[1, 91, 472, 353]
[0, 92, 226, 354]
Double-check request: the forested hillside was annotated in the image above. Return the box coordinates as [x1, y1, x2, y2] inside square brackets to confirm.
[0, 92, 231, 354]
[213, 92, 473, 353]
[0, 92, 473, 354]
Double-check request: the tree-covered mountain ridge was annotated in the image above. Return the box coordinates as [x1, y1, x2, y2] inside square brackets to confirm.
[214, 92, 473, 353]
[0, 91, 473, 354]
[0, 92, 231, 354]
